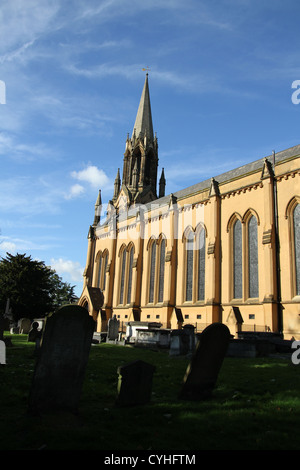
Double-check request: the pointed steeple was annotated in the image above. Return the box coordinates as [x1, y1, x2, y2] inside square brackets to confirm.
[132, 73, 154, 140]
[119, 74, 159, 206]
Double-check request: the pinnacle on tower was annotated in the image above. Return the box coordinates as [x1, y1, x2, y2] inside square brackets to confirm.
[159, 168, 166, 198]
[113, 168, 121, 200]
[93, 190, 102, 226]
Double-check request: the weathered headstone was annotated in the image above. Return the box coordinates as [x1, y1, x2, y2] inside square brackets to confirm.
[0, 340, 6, 365]
[18, 318, 32, 334]
[179, 323, 231, 400]
[28, 304, 95, 415]
[169, 325, 195, 356]
[107, 315, 120, 342]
[116, 360, 156, 406]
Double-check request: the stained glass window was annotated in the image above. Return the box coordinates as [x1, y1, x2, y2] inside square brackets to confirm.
[233, 219, 242, 298]
[149, 241, 156, 303]
[97, 255, 102, 288]
[248, 216, 259, 298]
[102, 252, 108, 291]
[294, 204, 300, 295]
[197, 229, 205, 301]
[119, 249, 126, 304]
[186, 232, 194, 301]
[158, 239, 165, 302]
[127, 247, 134, 304]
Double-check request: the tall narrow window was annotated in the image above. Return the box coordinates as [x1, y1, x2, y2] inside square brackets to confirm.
[233, 219, 243, 298]
[197, 229, 205, 301]
[294, 203, 300, 295]
[186, 232, 194, 301]
[149, 241, 156, 303]
[102, 252, 108, 291]
[119, 249, 126, 304]
[127, 247, 134, 304]
[248, 216, 259, 298]
[97, 255, 102, 288]
[158, 238, 165, 302]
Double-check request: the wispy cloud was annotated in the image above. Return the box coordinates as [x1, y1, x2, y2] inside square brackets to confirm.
[0, 1, 60, 56]
[50, 257, 84, 282]
[0, 131, 59, 161]
[0, 175, 64, 216]
[0, 235, 60, 254]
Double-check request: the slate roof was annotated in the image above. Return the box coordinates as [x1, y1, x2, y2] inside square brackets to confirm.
[144, 143, 300, 210]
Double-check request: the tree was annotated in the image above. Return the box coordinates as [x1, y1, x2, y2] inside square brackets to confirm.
[0, 253, 77, 322]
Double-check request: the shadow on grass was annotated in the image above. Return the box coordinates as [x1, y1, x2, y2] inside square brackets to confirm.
[1, 338, 299, 450]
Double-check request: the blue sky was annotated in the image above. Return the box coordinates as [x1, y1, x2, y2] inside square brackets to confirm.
[0, 0, 300, 297]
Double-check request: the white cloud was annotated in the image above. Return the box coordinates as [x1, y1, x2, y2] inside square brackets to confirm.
[0, 241, 17, 254]
[71, 165, 109, 189]
[65, 184, 85, 200]
[50, 257, 84, 282]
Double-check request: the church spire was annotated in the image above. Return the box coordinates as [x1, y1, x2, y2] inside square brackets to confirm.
[120, 74, 159, 206]
[132, 73, 154, 140]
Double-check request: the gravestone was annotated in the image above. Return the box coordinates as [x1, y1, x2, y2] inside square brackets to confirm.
[169, 325, 195, 356]
[0, 340, 6, 365]
[28, 304, 95, 415]
[116, 360, 156, 406]
[18, 318, 32, 334]
[179, 322, 231, 400]
[107, 315, 120, 342]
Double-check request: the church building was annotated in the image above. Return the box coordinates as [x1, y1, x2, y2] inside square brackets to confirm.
[79, 74, 300, 340]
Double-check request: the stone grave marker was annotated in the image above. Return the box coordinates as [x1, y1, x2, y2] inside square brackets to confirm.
[116, 360, 156, 406]
[169, 324, 195, 356]
[28, 304, 95, 415]
[0, 340, 6, 365]
[107, 315, 120, 342]
[179, 322, 231, 400]
[18, 318, 32, 334]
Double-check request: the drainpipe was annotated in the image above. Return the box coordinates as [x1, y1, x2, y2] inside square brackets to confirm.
[272, 150, 283, 333]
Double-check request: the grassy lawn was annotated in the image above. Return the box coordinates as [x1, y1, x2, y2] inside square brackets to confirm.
[0, 334, 299, 451]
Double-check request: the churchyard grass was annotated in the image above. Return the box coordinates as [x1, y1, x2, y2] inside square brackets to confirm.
[1, 334, 299, 451]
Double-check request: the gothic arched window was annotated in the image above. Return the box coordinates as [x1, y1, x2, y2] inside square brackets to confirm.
[248, 215, 259, 298]
[184, 227, 206, 303]
[119, 248, 127, 305]
[149, 240, 156, 303]
[233, 219, 243, 299]
[158, 238, 166, 303]
[148, 236, 166, 304]
[96, 253, 102, 289]
[185, 231, 194, 301]
[96, 250, 109, 291]
[294, 203, 300, 295]
[127, 246, 134, 304]
[197, 228, 206, 301]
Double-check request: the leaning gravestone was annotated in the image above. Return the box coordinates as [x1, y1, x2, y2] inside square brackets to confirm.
[28, 304, 95, 415]
[116, 360, 156, 406]
[179, 323, 231, 400]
